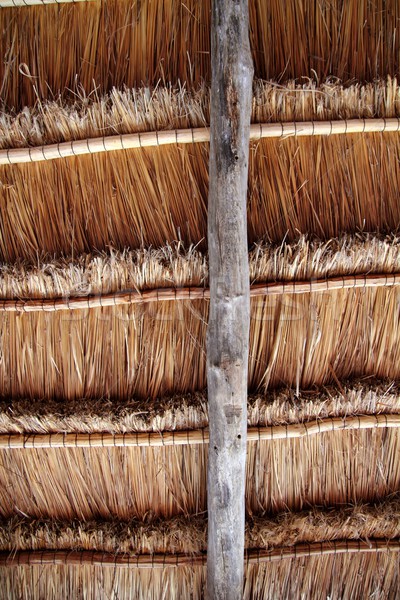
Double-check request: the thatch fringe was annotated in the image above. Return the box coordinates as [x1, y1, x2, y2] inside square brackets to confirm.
[1, 233, 399, 299]
[1, 414, 400, 449]
[2, 118, 400, 165]
[1, 1, 400, 109]
[2, 497, 400, 554]
[1, 78, 400, 150]
[0, 378, 398, 435]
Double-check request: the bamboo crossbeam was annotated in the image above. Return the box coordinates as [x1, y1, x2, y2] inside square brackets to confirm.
[1, 118, 399, 165]
[1, 414, 399, 449]
[0, 0, 89, 5]
[0, 539, 399, 568]
[1, 273, 399, 313]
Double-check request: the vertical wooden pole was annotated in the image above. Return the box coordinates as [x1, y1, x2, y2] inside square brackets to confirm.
[206, 1, 253, 598]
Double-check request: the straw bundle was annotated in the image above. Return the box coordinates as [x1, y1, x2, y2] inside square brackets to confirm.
[1, 1, 400, 109]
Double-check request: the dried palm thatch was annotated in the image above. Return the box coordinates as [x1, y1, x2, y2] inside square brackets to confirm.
[0, 565, 206, 600]
[3, 496, 400, 553]
[1, 1, 400, 109]
[0, 283, 399, 399]
[1, 79, 400, 260]
[2, 232, 400, 299]
[244, 552, 400, 600]
[0, 377, 399, 435]
[2, 132, 400, 260]
[0, 422, 399, 520]
[0, 234, 399, 399]
[2, 78, 400, 150]
[1, 552, 399, 600]
[1, 501, 400, 597]
[2, 2, 400, 597]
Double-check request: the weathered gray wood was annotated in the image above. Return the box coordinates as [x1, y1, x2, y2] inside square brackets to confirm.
[206, 1, 253, 598]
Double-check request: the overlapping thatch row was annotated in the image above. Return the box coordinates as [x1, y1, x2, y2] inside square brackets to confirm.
[0, 426, 399, 519]
[2, 78, 400, 150]
[1, 80, 400, 260]
[1, 1, 400, 109]
[0, 378, 398, 434]
[0, 232, 398, 299]
[0, 285, 399, 399]
[247, 427, 400, 513]
[2, 497, 400, 553]
[1, 551, 398, 600]
[1, 131, 400, 260]
[0, 234, 398, 400]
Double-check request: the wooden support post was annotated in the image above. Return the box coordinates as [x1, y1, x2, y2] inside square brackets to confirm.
[206, 1, 253, 598]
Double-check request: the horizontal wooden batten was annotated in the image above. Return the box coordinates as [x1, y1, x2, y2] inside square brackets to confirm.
[1, 414, 399, 449]
[1, 273, 399, 314]
[1, 118, 399, 165]
[0, 539, 399, 568]
[0, 0, 89, 5]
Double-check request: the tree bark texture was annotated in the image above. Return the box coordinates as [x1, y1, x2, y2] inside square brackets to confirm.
[206, 1, 253, 599]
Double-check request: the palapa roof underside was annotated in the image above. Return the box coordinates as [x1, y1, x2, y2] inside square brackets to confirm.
[1, 1, 400, 598]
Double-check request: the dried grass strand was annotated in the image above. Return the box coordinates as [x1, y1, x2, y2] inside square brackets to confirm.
[0, 414, 399, 448]
[2, 119, 399, 165]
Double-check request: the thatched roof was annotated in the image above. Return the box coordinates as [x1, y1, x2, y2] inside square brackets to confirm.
[1, 1, 400, 598]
